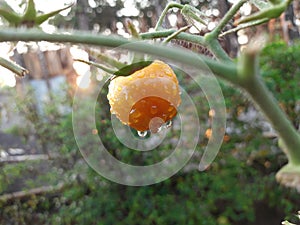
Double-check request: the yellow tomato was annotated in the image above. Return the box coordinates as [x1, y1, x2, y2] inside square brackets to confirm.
[107, 60, 181, 133]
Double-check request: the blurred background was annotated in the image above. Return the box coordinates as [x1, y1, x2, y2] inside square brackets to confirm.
[0, 0, 300, 224]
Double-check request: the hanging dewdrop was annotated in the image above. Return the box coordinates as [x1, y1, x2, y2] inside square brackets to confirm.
[107, 60, 181, 134]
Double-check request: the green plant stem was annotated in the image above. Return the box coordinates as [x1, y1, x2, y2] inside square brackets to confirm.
[154, 2, 184, 30]
[141, 29, 206, 45]
[162, 25, 191, 43]
[74, 59, 117, 74]
[89, 50, 125, 69]
[246, 78, 300, 165]
[0, 56, 28, 77]
[141, 29, 231, 62]
[209, 0, 247, 38]
[150, 1, 232, 62]
[203, 0, 247, 62]
[239, 51, 300, 165]
[0, 29, 237, 83]
[219, 18, 269, 37]
[206, 38, 232, 62]
[237, 48, 258, 83]
[237, 0, 292, 25]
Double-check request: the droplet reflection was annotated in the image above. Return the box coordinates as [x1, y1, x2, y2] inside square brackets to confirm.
[137, 130, 148, 138]
[166, 120, 172, 129]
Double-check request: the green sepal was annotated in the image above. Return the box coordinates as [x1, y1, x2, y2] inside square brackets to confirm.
[114, 61, 153, 77]
[0, 1, 22, 26]
[22, 0, 37, 22]
[35, 2, 74, 25]
[0, 9, 22, 26]
[0, 0, 74, 27]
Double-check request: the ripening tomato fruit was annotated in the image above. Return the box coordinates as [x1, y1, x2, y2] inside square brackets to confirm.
[107, 60, 181, 133]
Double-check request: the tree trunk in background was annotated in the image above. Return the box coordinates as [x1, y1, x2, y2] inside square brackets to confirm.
[75, 0, 90, 30]
[285, 2, 300, 42]
[218, 0, 238, 57]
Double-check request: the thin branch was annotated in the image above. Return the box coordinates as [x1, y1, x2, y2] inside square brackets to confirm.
[0, 56, 28, 77]
[237, 0, 291, 25]
[219, 18, 269, 37]
[141, 29, 206, 46]
[141, 29, 231, 62]
[74, 58, 116, 74]
[88, 49, 126, 69]
[209, 0, 247, 38]
[0, 154, 49, 163]
[154, 2, 184, 30]
[162, 25, 192, 43]
[0, 183, 65, 202]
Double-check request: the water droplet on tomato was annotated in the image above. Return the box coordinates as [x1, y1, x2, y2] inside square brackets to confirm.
[137, 71, 145, 78]
[149, 117, 164, 133]
[150, 105, 158, 114]
[157, 126, 162, 133]
[130, 109, 142, 119]
[166, 120, 172, 128]
[167, 106, 174, 112]
[137, 130, 148, 138]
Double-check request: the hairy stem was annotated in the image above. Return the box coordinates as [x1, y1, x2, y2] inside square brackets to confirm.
[219, 18, 269, 37]
[162, 25, 191, 43]
[154, 2, 184, 30]
[142, 29, 231, 62]
[0, 56, 28, 77]
[0, 29, 238, 83]
[210, 0, 247, 38]
[89, 50, 126, 69]
[239, 50, 300, 165]
[205, 38, 232, 62]
[74, 59, 117, 74]
[202, 0, 247, 63]
[141, 29, 206, 45]
[245, 77, 300, 165]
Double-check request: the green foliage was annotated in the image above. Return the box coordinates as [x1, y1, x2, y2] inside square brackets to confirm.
[38, 142, 299, 225]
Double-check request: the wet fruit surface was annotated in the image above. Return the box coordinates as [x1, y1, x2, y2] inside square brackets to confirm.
[107, 60, 181, 133]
